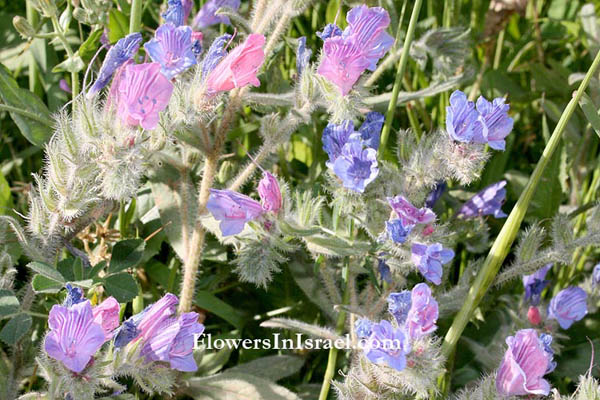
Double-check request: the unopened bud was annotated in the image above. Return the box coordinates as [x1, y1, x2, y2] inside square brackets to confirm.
[13, 16, 36, 39]
[527, 306, 541, 326]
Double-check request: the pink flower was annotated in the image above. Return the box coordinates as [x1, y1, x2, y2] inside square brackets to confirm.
[387, 195, 436, 227]
[205, 33, 265, 93]
[206, 189, 265, 236]
[405, 283, 438, 340]
[528, 306, 541, 326]
[116, 62, 174, 130]
[495, 329, 553, 396]
[92, 297, 120, 339]
[317, 37, 370, 95]
[258, 172, 282, 213]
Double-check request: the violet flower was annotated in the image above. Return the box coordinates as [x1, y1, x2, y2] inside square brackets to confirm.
[405, 283, 438, 340]
[317, 36, 370, 96]
[424, 182, 447, 208]
[258, 172, 282, 213]
[378, 258, 392, 284]
[475, 96, 514, 151]
[355, 318, 373, 339]
[59, 79, 71, 94]
[192, 31, 204, 56]
[457, 180, 507, 219]
[202, 34, 231, 78]
[495, 329, 554, 396]
[411, 242, 454, 285]
[387, 291, 412, 325]
[162, 0, 184, 26]
[356, 112, 384, 150]
[296, 37, 312, 76]
[63, 284, 84, 307]
[193, 0, 241, 29]
[385, 219, 412, 244]
[44, 301, 106, 373]
[322, 120, 355, 166]
[205, 33, 266, 93]
[92, 297, 120, 339]
[522, 264, 552, 306]
[182, 0, 193, 21]
[116, 62, 174, 130]
[387, 195, 436, 228]
[144, 23, 197, 79]
[547, 286, 587, 329]
[87, 32, 142, 98]
[364, 320, 411, 371]
[593, 263, 600, 289]
[445, 90, 483, 144]
[206, 189, 265, 236]
[332, 141, 379, 193]
[316, 23, 342, 40]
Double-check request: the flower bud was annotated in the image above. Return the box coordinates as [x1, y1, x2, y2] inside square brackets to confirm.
[13, 16, 36, 39]
[527, 306, 541, 325]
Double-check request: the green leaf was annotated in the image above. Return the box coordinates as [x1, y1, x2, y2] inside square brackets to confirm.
[103, 272, 138, 302]
[303, 235, 371, 257]
[73, 257, 84, 281]
[108, 9, 129, 43]
[196, 332, 239, 376]
[0, 171, 13, 212]
[0, 313, 32, 345]
[195, 290, 246, 329]
[226, 355, 304, 382]
[0, 63, 53, 146]
[579, 93, 600, 138]
[185, 372, 301, 400]
[52, 55, 85, 73]
[27, 261, 66, 284]
[78, 29, 103, 63]
[0, 289, 19, 318]
[108, 239, 146, 274]
[86, 260, 107, 280]
[31, 274, 63, 293]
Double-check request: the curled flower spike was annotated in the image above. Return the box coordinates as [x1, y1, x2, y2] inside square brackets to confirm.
[547, 286, 587, 329]
[205, 33, 266, 94]
[387, 195, 436, 227]
[386, 219, 412, 244]
[332, 141, 379, 193]
[496, 329, 554, 396]
[162, 0, 184, 26]
[405, 283, 438, 340]
[206, 189, 265, 236]
[44, 301, 106, 373]
[87, 32, 142, 98]
[92, 297, 120, 339]
[258, 172, 282, 213]
[387, 291, 412, 325]
[145, 23, 197, 79]
[296, 37, 312, 76]
[475, 96, 514, 150]
[522, 263, 552, 306]
[116, 62, 174, 130]
[411, 242, 454, 285]
[193, 0, 241, 29]
[457, 180, 507, 219]
[364, 320, 411, 371]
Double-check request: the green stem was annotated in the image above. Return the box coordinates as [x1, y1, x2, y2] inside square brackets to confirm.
[26, 2, 41, 96]
[49, 16, 78, 101]
[378, 0, 423, 156]
[440, 48, 600, 362]
[129, 0, 143, 34]
[318, 262, 350, 400]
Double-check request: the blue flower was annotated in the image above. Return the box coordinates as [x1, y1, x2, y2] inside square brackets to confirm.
[87, 32, 142, 98]
[144, 23, 197, 79]
[356, 111, 384, 150]
[378, 258, 392, 284]
[425, 182, 447, 208]
[317, 23, 342, 40]
[354, 318, 373, 339]
[201, 34, 232, 79]
[332, 141, 379, 193]
[548, 286, 587, 329]
[522, 264, 552, 306]
[364, 320, 411, 371]
[538, 333, 556, 373]
[162, 0, 184, 26]
[63, 284, 85, 307]
[385, 219, 412, 243]
[113, 319, 139, 348]
[446, 90, 483, 143]
[458, 180, 507, 219]
[322, 120, 355, 166]
[193, 0, 241, 29]
[387, 291, 412, 325]
[411, 242, 454, 285]
[593, 264, 600, 289]
[475, 96, 514, 150]
[296, 37, 312, 76]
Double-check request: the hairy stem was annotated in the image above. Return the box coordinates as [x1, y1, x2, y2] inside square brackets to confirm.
[379, 0, 423, 156]
[129, 0, 143, 34]
[440, 48, 600, 363]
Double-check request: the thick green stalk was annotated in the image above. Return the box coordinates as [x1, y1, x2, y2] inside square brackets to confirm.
[441, 48, 600, 361]
[378, 0, 423, 156]
[26, 2, 42, 96]
[129, 0, 143, 34]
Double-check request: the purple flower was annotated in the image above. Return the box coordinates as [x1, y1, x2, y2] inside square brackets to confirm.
[63, 284, 84, 307]
[296, 37, 312, 76]
[145, 23, 197, 79]
[364, 320, 411, 371]
[136, 294, 179, 340]
[182, 0, 193, 21]
[356, 111, 384, 150]
[522, 264, 552, 306]
[193, 0, 241, 29]
[332, 141, 379, 193]
[87, 32, 142, 98]
[258, 172, 282, 213]
[114, 319, 139, 348]
[355, 318, 373, 339]
[539, 333, 557, 373]
[424, 182, 446, 209]
[322, 120, 355, 166]
[593, 264, 600, 289]
[387, 291, 412, 325]
[192, 31, 204, 56]
[378, 258, 392, 284]
[44, 301, 106, 373]
[457, 180, 507, 219]
[318, 36, 370, 95]
[162, 0, 184, 26]
[405, 283, 438, 340]
[387, 195, 436, 227]
[495, 329, 553, 396]
[316, 23, 342, 40]
[386, 219, 412, 244]
[411, 242, 454, 285]
[547, 286, 587, 329]
[202, 34, 231, 78]
[59, 79, 71, 94]
[445, 90, 483, 143]
[206, 189, 265, 236]
[475, 96, 514, 150]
